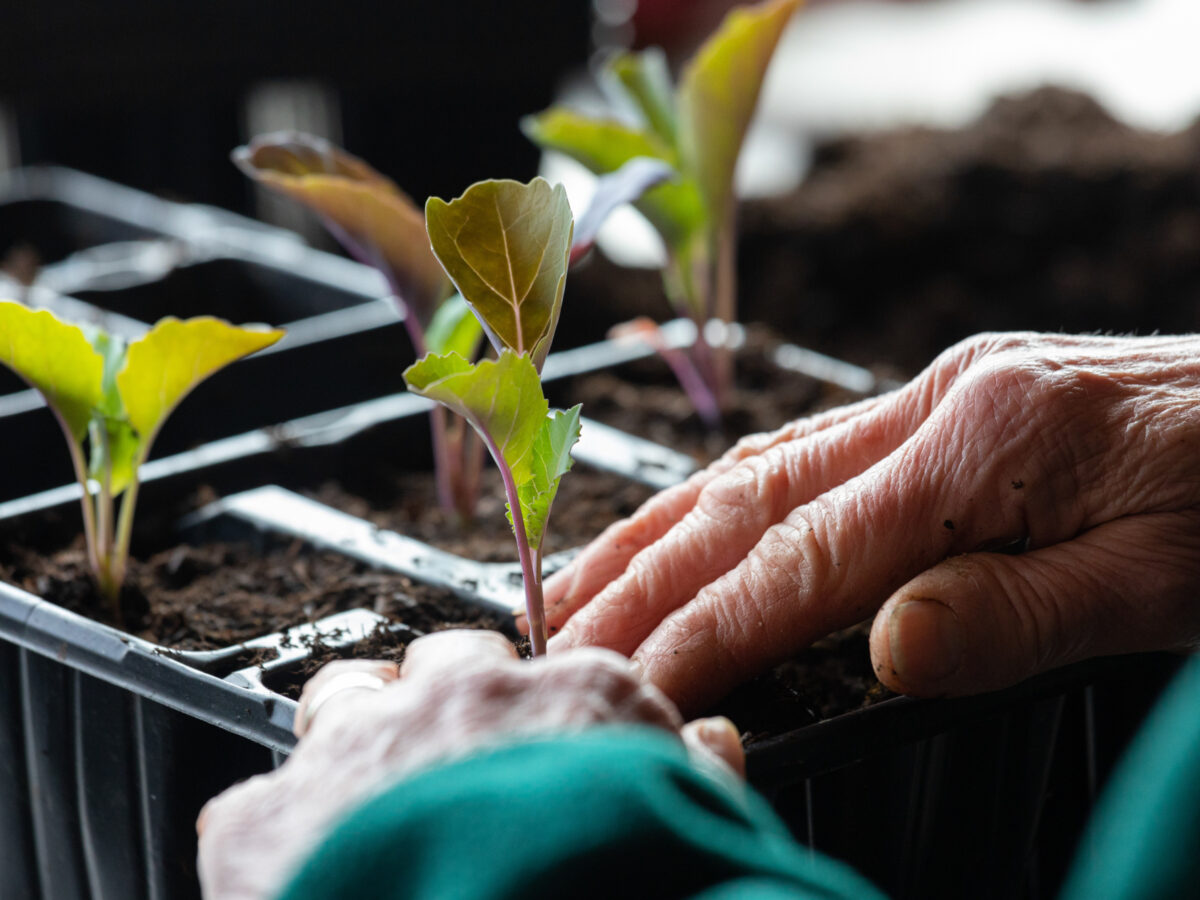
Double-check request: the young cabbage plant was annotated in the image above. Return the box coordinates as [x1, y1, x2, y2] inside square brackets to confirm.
[232, 133, 486, 519]
[523, 0, 802, 421]
[0, 301, 283, 611]
[403, 177, 577, 656]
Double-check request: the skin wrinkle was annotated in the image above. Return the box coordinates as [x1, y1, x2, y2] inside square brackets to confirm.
[554, 409, 918, 651]
[542, 388, 912, 625]
[751, 517, 818, 605]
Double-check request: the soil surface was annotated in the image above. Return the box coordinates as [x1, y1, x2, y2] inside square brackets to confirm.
[307, 467, 656, 563]
[0, 527, 503, 653]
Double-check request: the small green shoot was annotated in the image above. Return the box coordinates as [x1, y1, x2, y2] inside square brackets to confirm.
[0, 301, 283, 611]
[232, 133, 486, 518]
[523, 0, 802, 420]
[404, 177, 578, 655]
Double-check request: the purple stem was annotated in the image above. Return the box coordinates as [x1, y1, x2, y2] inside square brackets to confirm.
[322, 217, 460, 514]
[475, 419, 547, 656]
[659, 341, 721, 429]
[708, 210, 738, 404]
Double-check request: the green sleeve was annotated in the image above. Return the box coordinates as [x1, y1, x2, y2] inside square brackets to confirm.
[275, 726, 886, 900]
[1060, 653, 1200, 900]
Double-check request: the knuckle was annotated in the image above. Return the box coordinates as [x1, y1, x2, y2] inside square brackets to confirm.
[698, 451, 788, 526]
[963, 354, 1046, 403]
[929, 332, 1043, 394]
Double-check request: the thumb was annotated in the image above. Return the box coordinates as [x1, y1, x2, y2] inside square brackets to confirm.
[870, 512, 1200, 698]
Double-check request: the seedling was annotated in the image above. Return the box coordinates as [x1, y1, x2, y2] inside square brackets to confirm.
[403, 177, 577, 656]
[523, 0, 802, 422]
[232, 134, 485, 519]
[0, 302, 282, 610]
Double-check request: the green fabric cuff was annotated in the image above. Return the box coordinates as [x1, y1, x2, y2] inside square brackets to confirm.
[276, 726, 885, 900]
[1060, 653, 1200, 900]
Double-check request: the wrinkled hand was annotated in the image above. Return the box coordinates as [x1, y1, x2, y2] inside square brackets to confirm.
[542, 332, 1200, 713]
[197, 630, 744, 900]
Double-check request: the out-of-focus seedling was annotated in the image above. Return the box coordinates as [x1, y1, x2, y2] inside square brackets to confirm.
[404, 178, 577, 655]
[232, 133, 485, 518]
[524, 0, 802, 422]
[0, 301, 282, 610]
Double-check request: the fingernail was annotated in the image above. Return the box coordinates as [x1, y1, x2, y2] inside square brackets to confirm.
[698, 715, 740, 744]
[889, 599, 964, 688]
[693, 716, 746, 777]
[510, 606, 526, 618]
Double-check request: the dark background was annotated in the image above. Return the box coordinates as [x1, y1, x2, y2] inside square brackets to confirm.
[0, 2, 591, 213]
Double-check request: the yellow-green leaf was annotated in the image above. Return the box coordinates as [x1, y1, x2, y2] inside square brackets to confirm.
[678, 0, 802, 231]
[0, 300, 102, 441]
[403, 350, 547, 483]
[117, 317, 284, 453]
[232, 133, 449, 326]
[522, 109, 705, 252]
[425, 178, 573, 371]
[522, 107, 676, 172]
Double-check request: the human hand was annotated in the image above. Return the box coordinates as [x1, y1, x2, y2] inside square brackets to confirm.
[541, 332, 1200, 713]
[196, 630, 744, 900]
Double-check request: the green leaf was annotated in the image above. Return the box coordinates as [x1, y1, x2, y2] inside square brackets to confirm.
[117, 317, 284, 455]
[0, 300, 102, 441]
[512, 405, 581, 551]
[404, 351, 580, 553]
[522, 107, 676, 171]
[424, 293, 484, 360]
[232, 132, 449, 327]
[521, 108, 705, 252]
[678, 0, 801, 232]
[88, 417, 140, 497]
[425, 178, 573, 371]
[608, 48, 678, 146]
[85, 329, 139, 495]
[403, 351, 547, 482]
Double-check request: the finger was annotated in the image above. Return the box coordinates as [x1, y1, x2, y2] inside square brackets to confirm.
[535, 392, 894, 634]
[400, 629, 518, 678]
[624, 385, 1070, 714]
[681, 716, 746, 779]
[551, 395, 923, 657]
[294, 659, 400, 737]
[870, 512, 1200, 697]
[540, 329, 1057, 638]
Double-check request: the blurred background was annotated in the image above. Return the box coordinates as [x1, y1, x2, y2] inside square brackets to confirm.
[3, 0, 1200, 370]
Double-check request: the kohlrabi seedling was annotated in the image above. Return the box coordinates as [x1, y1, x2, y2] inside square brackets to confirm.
[232, 133, 486, 519]
[0, 301, 283, 610]
[523, 0, 801, 422]
[402, 177, 577, 656]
